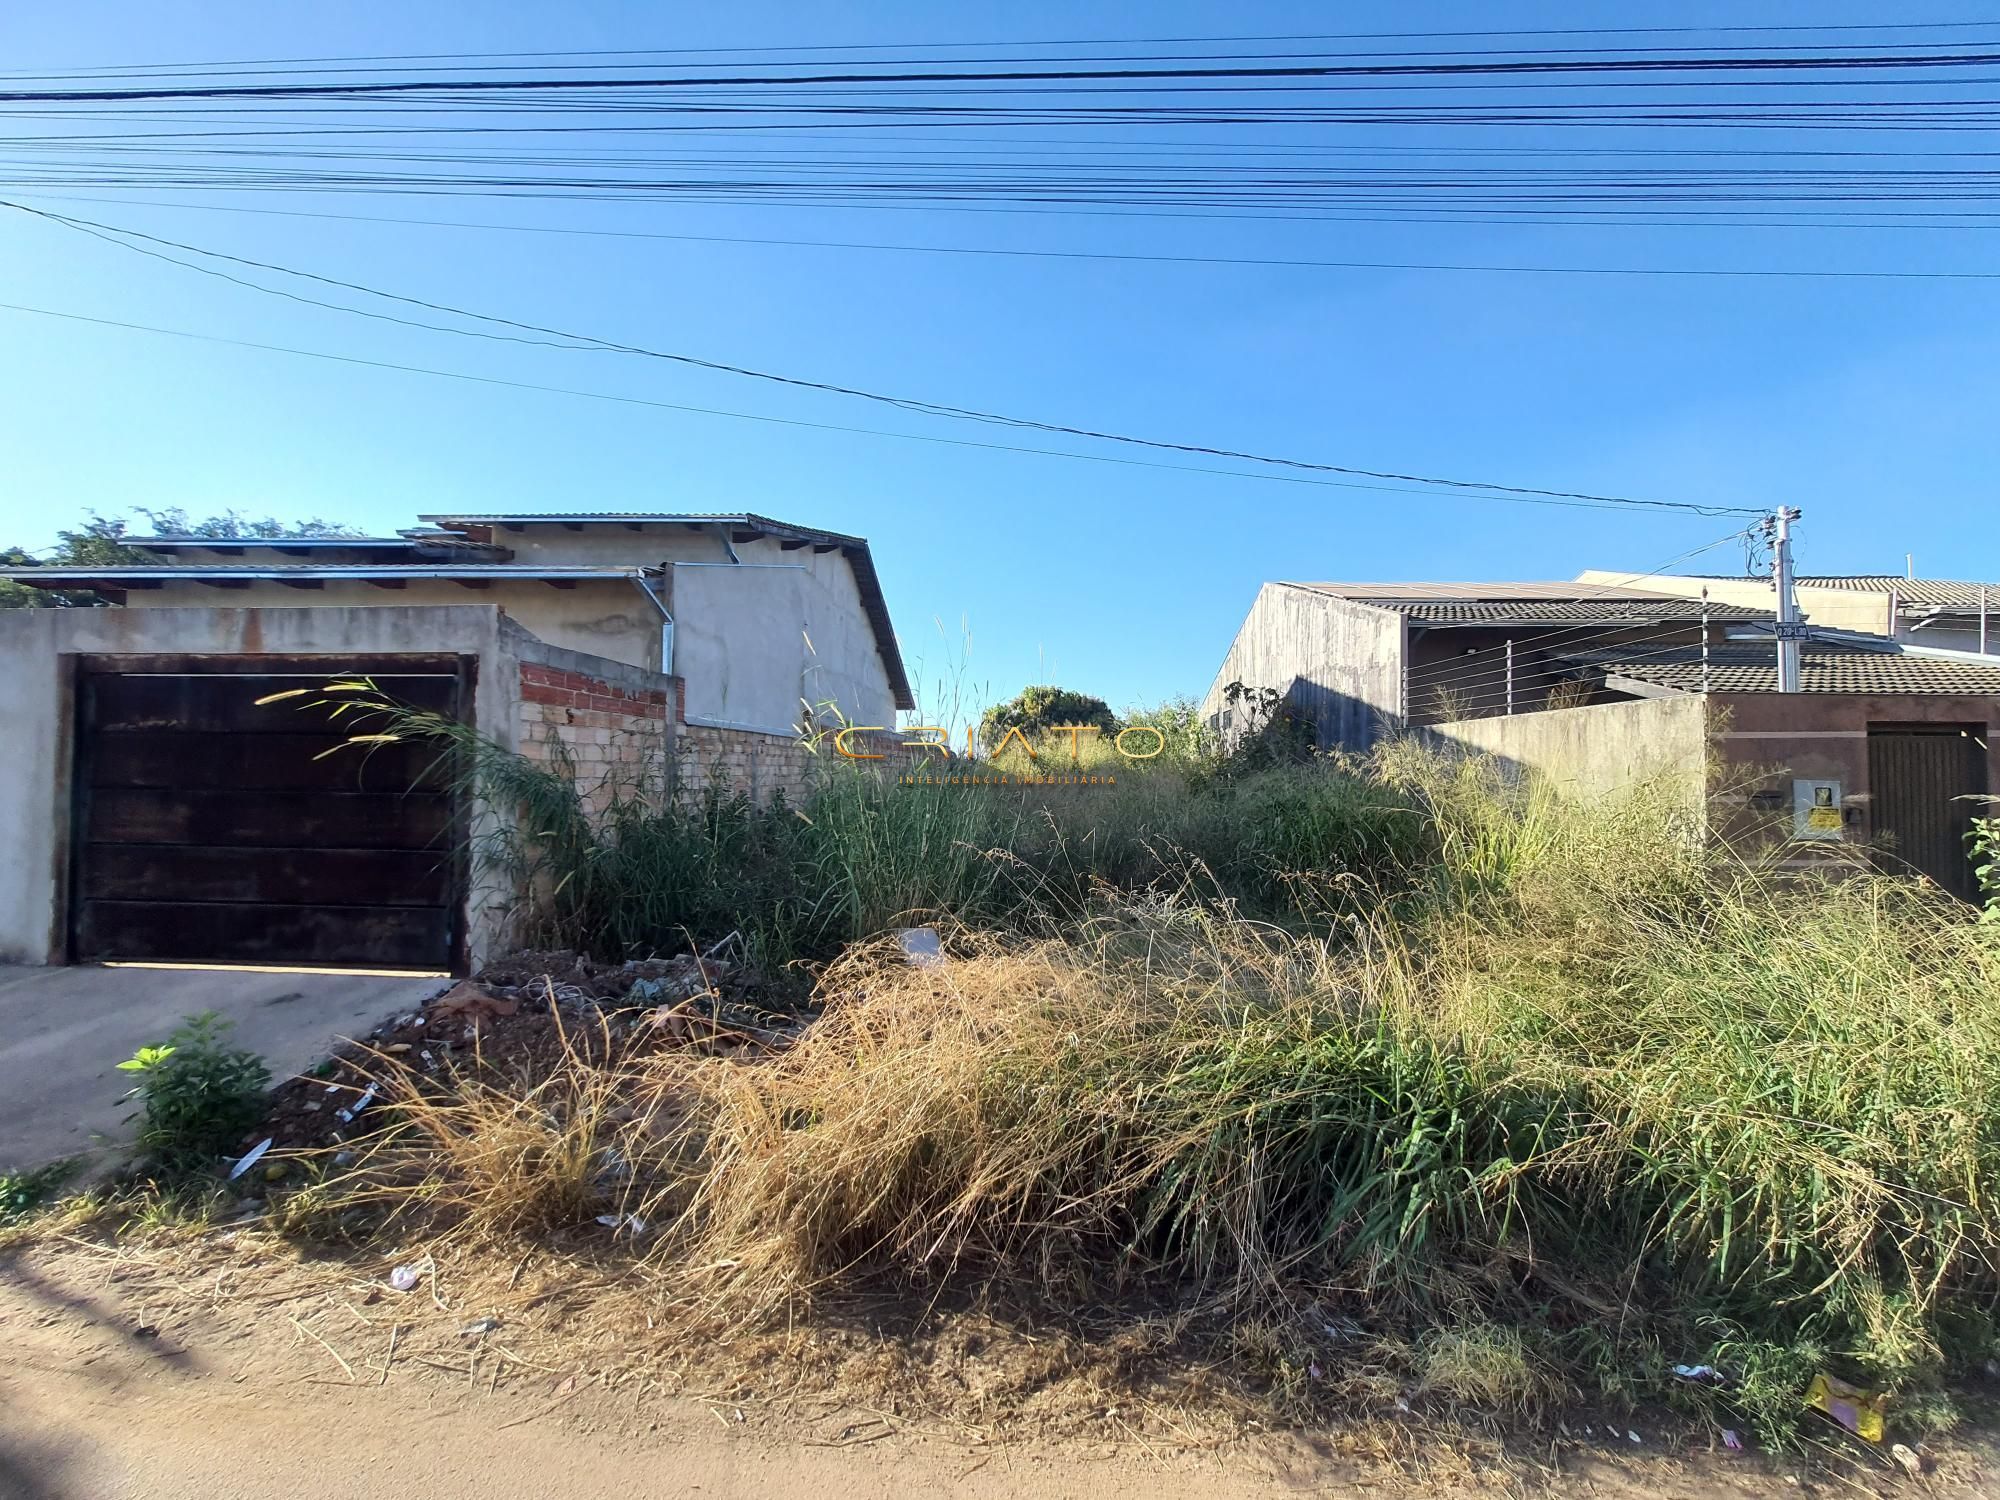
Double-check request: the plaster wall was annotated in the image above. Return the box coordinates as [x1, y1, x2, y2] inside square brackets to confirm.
[1200, 584, 1406, 753]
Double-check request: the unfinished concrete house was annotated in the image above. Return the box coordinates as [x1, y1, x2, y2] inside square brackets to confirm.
[0, 512, 913, 973]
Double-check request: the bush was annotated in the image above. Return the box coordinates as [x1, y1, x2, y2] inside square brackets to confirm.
[979, 685, 1118, 750]
[119, 1012, 271, 1174]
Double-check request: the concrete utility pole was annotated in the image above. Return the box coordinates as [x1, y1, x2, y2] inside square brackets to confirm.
[1772, 506, 1805, 693]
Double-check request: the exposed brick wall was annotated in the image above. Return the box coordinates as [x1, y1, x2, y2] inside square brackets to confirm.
[517, 661, 673, 813]
[671, 724, 918, 805]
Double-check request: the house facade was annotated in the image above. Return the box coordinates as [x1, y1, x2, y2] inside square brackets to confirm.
[1203, 578, 2000, 901]
[0, 512, 913, 973]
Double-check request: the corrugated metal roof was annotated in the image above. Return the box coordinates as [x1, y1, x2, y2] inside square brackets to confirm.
[0, 564, 645, 582]
[1292, 580, 1686, 602]
[1285, 581, 1766, 624]
[1802, 576, 1998, 610]
[1552, 642, 2000, 695]
[1689, 574, 1998, 611]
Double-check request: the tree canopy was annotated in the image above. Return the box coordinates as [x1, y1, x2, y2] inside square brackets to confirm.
[978, 685, 1119, 749]
[1, 509, 364, 609]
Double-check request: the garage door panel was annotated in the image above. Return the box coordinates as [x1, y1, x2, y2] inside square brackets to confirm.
[72, 659, 468, 970]
[82, 845, 452, 908]
[89, 673, 458, 734]
[76, 901, 452, 970]
[88, 788, 453, 850]
[91, 731, 450, 793]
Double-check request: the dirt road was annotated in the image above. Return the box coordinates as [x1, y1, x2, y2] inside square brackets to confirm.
[0, 1241, 1972, 1500]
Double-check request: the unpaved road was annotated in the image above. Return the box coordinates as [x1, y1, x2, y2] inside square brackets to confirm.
[0, 1243, 1975, 1500]
[0, 1299, 1287, 1500]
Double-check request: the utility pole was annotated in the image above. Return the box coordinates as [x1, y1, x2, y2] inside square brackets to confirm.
[1771, 506, 1804, 693]
[1700, 587, 1712, 692]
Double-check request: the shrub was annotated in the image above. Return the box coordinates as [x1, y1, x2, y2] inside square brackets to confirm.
[979, 685, 1118, 749]
[119, 1013, 271, 1174]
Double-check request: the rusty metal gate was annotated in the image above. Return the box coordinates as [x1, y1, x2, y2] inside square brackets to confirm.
[1867, 723, 1988, 902]
[69, 656, 469, 970]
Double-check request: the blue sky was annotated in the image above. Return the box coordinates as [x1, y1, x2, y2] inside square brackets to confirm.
[2, 2, 1996, 713]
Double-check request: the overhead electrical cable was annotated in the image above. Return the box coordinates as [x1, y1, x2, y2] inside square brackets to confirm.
[2, 198, 1762, 517]
[0, 297, 1738, 517]
[20, 191, 1999, 277]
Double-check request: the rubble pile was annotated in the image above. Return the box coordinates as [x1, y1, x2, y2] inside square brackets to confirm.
[259, 936, 806, 1153]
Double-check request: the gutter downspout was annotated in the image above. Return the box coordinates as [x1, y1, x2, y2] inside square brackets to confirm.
[632, 571, 674, 674]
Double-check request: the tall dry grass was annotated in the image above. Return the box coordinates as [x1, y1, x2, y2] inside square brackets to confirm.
[280, 702, 2000, 1438]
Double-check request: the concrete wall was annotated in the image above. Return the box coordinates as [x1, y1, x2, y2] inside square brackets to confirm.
[1421, 695, 1711, 806]
[0, 604, 522, 968]
[669, 552, 895, 734]
[124, 579, 664, 675]
[1707, 691, 2000, 873]
[1201, 583, 1407, 753]
[462, 523, 733, 568]
[1577, 570, 1895, 636]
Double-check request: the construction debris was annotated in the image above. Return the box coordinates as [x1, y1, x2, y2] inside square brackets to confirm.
[257, 943, 806, 1155]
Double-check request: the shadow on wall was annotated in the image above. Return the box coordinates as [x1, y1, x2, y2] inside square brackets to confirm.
[1227, 675, 1403, 757]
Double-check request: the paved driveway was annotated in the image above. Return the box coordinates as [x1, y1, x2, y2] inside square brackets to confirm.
[0, 965, 444, 1174]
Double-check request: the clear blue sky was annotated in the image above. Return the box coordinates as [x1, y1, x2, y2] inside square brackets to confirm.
[2, 2, 1996, 714]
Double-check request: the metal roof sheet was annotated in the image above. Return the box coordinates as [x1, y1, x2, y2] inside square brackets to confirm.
[1552, 643, 2000, 695]
[0, 563, 644, 581]
[1283, 582, 1767, 624]
[1688, 574, 1998, 611]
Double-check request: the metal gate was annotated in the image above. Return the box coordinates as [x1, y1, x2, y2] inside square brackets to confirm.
[69, 656, 468, 970]
[1867, 723, 1988, 902]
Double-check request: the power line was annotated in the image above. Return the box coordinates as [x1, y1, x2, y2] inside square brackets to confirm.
[0, 296, 1738, 516]
[12, 49, 2000, 104]
[21, 21, 2000, 79]
[18, 191, 2000, 280]
[3, 198, 1762, 518]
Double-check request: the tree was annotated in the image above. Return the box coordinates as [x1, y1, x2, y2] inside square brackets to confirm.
[1, 508, 364, 609]
[979, 685, 1119, 750]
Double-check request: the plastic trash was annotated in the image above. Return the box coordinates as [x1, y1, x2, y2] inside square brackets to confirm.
[228, 1138, 274, 1181]
[1722, 1429, 1744, 1451]
[335, 1081, 378, 1125]
[1803, 1372, 1886, 1443]
[1672, 1363, 1724, 1384]
[596, 1212, 647, 1236]
[388, 1264, 421, 1293]
[895, 926, 945, 969]
[460, 1316, 501, 1337]
[1892, 1443, 1924, 1478]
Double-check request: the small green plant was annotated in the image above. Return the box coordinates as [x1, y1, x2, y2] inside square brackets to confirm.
[0, 1159, 77, 1222]
[119, 1013, 271, 1174]
[1969, 801, 2000, 925]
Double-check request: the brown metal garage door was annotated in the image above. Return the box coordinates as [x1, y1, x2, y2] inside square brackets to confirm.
[1868, 723, 1988, 902]
[69, 657, 469, 970]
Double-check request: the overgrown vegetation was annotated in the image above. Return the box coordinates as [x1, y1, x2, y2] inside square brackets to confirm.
[240, 689, 2000, 1447]
[0, 1159, 76, 1223]
[1970, 798, 2000, 926]
[978, 684, 1119, 749]
[118, 1012, 272, 1175]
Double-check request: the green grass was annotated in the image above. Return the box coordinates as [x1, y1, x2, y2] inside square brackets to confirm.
[275, 683, 2000, 1442]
